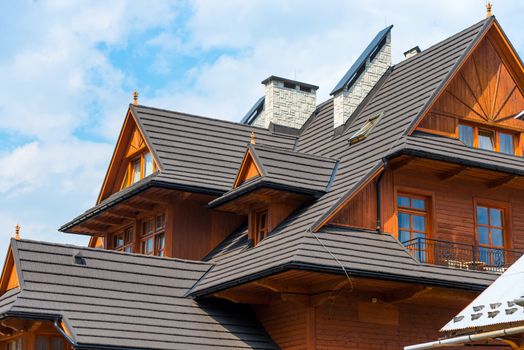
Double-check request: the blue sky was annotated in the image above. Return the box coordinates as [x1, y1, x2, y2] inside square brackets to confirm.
[0, 0, 522, 253]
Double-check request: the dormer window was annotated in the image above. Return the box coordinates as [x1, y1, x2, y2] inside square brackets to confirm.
[253, 209, 268, 245]
[122, 151, 156, 189]
[458, 123, 518, 156]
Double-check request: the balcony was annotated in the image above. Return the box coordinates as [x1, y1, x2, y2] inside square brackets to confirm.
[402, 237, 523, 273]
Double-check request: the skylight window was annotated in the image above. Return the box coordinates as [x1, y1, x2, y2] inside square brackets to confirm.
[349, 114, 382, 144]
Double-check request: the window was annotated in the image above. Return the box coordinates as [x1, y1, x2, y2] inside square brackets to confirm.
[478, 129, 494, 151]
[253, 210, 268, 245]
[349, 114, 381, 144]
[397, 194, 428, 262]
[458, 123, 517, 155]
[35, 335, 65, 350]
[141, 213, 166, 256]
[476, 205, 505, 267]
[500, 132, 514, 155]
[122, 152, 156, 189]
[458, 124, 474, 147]
[113, 227, 134, 253]
[5, 338, 21, 350]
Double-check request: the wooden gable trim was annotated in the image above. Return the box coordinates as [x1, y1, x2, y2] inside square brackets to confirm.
[0, 247, 19, 294]
[97, 107, 161, 204]
[233, 148, 264, 188]
[406, 18, 495, 135]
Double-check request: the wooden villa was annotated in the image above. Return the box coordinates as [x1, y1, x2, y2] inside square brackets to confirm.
[1, 8, 524, 350]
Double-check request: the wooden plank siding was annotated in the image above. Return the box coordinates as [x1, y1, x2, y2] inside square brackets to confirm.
[253, 291, 466, 350]
[417, 25, 524, 141]
[328, 156, 524, 252]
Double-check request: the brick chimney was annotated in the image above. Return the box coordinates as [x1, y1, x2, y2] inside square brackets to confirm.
[251, 76, 318, 129]
[331, 26, 392, 128]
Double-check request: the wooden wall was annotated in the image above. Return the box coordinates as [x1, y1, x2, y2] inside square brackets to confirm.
[253, 292, 466, 350]
[328, 161, 524, 251]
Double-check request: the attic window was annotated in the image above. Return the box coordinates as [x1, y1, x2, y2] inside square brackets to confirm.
[253, 209, 268, 246]
[121, 151, 156, 189]
[349, 114, 381, 144]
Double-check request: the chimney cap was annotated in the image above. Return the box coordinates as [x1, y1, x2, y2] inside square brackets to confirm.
[403, 46, 421, 58]
[261, 75, 319, 91]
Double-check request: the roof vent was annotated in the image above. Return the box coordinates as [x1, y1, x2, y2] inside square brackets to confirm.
[73, 251, 87, 266]
[404, 46, 421, 59]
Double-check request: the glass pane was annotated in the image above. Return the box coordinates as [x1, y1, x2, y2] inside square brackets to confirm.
[478, 226, 489, 244]
[398, 213, 411, 229]
[499, 133, 514, 155]
[156, 213, 165, 230]
[458, 125, 474, 147]
[491, 228, 504, 247]
[144, 152, 154, 176]
[478, 130, 494, 150]
[124, 246, 133, 253]
[51, 338, 64, 350]
[477, 206, 488, 225]
[490, 208, 503, 227]
[397, 195, 410, 208]
[411, 198, 426, 211]
[36, 336, 48, 350]
[399, 230, 411, 243]
[147, 238, 153, 254]
[132, 159, 141, 183]
[412, 215, 426, 232]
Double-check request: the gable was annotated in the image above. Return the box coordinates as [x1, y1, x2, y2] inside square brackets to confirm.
[97, 109, 159, 203]
[233, 149, 263, 188]
[415, 21, 524, 136]
[0, 248, 19, 294]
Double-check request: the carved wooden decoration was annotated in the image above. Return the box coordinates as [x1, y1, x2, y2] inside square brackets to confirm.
[125, 127, 146, 157]
[418, 26, 524, 134]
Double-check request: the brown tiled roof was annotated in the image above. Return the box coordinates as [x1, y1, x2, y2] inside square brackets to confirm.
[0, 239, 279, 350]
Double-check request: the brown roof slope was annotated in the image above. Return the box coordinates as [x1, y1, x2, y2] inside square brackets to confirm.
[209, 144, 338, 207]
[131, 105, 297, 192]
[0, 239, 279, 350]
[191, 18, 493, 295]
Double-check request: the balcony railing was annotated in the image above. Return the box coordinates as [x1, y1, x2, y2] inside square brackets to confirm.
[402, 237, 523, 273]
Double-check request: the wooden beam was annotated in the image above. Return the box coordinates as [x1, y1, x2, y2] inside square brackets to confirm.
[119, 202, 155, 212]
[78, 222, 110, 232]
[488, 175, 517, 189]
[0, 325, 11, 337]
[135, 193, 172, 205]
[438, 166, 468, 181]
[89, 217, 120, 227]
[1, 319, 29, 332]
[390, 157, 414, 171]
[380, 286, 431, 303]
[110, 209, 138, 220]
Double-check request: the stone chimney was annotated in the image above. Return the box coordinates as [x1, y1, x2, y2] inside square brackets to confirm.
[252, 76, 318, 129]
[331, 26, 392, 128]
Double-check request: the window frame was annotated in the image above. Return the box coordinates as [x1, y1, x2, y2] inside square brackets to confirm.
[121, 151, 157, 189]
[140, 212, 166, 256]
[457, 122, 520, 156]
[394, 187, 435, 241]
[396, 193, 429, 243]
[253, 209, 269, 246]
[473, 198, 511, 250]
[112, 226, 134, 253]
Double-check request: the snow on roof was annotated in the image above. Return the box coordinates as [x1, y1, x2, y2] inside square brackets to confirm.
[442, 254, 524, 332]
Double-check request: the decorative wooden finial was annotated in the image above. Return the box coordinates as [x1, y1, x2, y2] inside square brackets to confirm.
[14, 224, 20, 240]
[250, 130, 256, 145]
[486, 1, 492, 17]
[133, 91, 139, 106]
